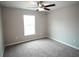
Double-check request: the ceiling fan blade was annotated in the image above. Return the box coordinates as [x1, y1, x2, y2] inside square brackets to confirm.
[44, 4, 55, 7]
[44, 7, 50, 10]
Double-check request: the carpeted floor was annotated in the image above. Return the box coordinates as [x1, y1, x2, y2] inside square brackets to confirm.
[4, 38, 79, 57]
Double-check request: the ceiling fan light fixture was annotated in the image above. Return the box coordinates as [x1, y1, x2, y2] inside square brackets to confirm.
[37, 7, 44, 11]
[38, 4, 42, 7]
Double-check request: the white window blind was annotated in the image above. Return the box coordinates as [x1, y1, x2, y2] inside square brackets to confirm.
[23, 15, 35, 36]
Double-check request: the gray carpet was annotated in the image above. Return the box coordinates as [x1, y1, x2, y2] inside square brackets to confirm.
[4, 38, 79, 57]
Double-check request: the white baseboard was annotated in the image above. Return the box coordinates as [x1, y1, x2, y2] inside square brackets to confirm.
[5, 39, 30, 46]
[5, 37, 46, 46]
[48, 37, 79, 50]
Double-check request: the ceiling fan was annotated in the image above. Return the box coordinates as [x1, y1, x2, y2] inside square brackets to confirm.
[36, 1, 55, 11]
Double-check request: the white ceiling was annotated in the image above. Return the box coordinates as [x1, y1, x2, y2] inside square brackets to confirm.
[0, 1, 78, 11]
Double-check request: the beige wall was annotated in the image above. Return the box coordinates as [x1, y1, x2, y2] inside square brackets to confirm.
[0, 5, 4, 56]
[47, 3, 79, 49]
[2, 7, 47, 46]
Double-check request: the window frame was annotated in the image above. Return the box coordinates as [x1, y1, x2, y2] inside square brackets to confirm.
[23, 15, 35, 36]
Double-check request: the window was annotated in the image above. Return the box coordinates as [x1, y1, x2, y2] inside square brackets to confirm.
[23, 15, 35, 36]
